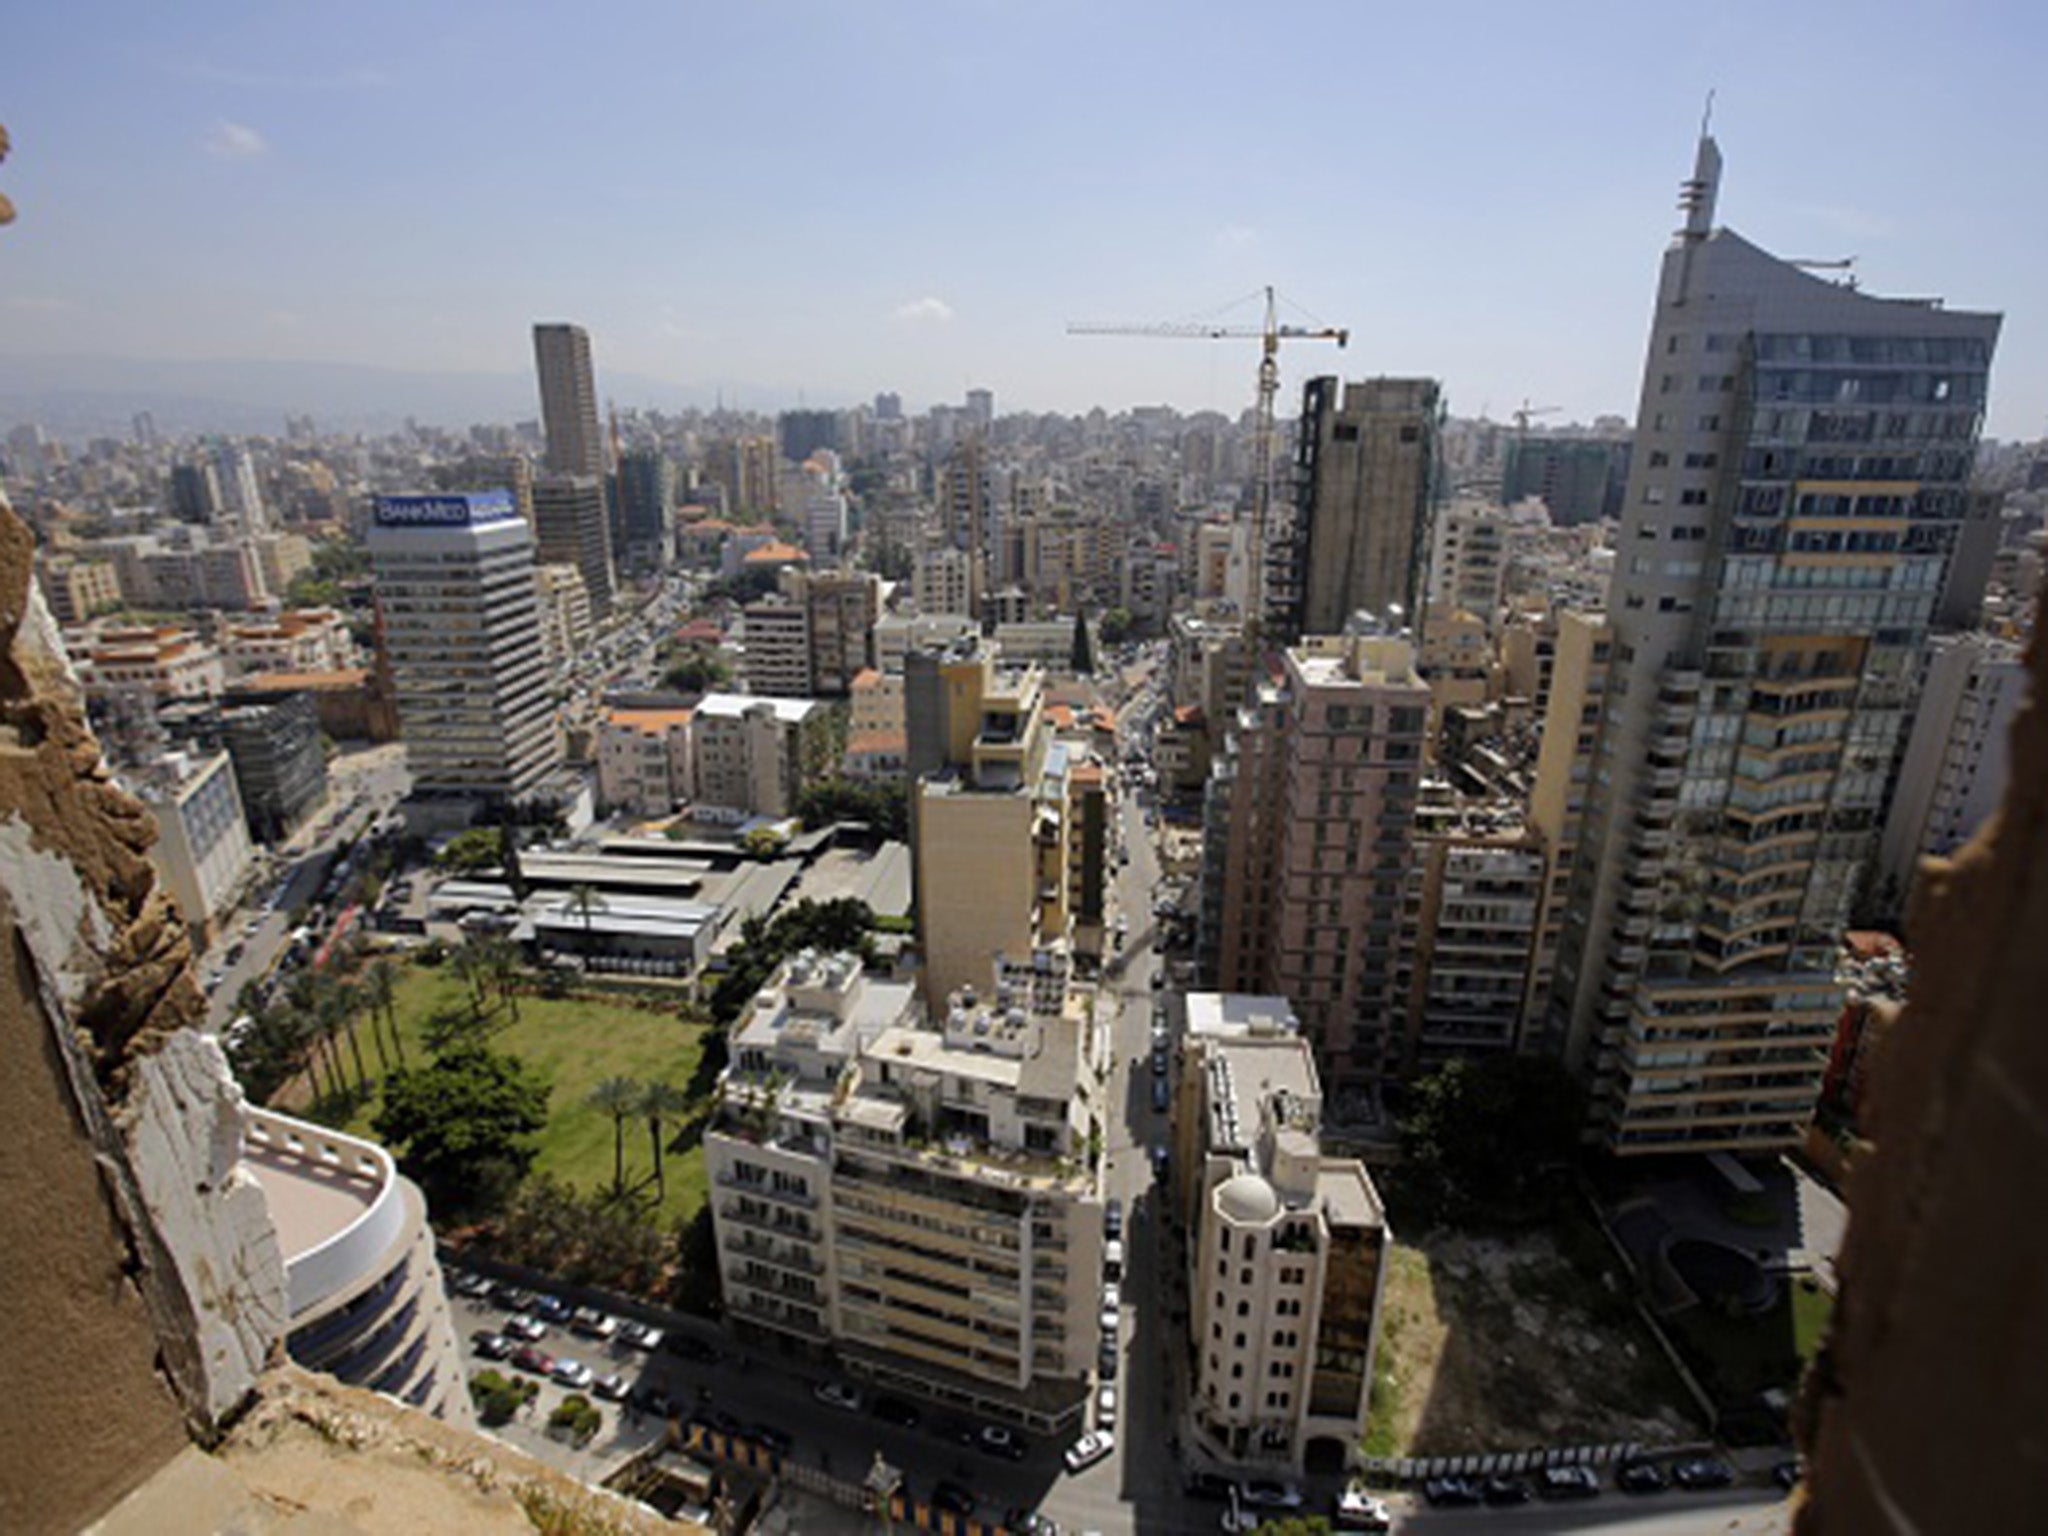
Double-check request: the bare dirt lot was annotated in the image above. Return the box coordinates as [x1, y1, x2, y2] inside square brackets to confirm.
[1368, 1221, 1701, 1457]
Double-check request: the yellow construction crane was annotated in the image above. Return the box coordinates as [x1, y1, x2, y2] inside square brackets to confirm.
[1069, 286, 1347, 641]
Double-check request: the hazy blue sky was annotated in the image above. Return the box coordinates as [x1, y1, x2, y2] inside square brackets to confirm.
[4, 1, 2042, 435]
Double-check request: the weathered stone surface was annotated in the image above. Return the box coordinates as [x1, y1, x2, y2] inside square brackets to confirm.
[0, 492, 268, 1531]
[1799, 606, 2048, 1532]
[125, 1032, 291, 1422]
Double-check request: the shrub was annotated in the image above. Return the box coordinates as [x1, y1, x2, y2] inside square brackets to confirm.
[470, 1368, 537, 1426]
[548, 1393, 602, 1445]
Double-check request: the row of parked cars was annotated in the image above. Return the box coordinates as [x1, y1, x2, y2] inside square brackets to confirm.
[1419, 1454, 1736, 1508]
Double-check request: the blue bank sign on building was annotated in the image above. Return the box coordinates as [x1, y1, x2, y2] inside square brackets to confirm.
[374, 490, 520, 529]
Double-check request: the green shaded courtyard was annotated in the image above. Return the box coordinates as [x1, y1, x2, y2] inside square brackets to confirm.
[322, 959, 714, 1227]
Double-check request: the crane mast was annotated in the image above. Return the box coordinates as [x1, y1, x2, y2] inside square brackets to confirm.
[1068, 286, 1347, 648]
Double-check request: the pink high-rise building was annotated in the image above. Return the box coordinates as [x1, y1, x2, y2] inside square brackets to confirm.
[1200, 634, 1430, 1098]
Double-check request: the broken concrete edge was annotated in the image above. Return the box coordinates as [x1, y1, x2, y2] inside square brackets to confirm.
[219, 1363, 699, 1535]
[3, 493, 280, 1442]
[0, 497, 208, 1103]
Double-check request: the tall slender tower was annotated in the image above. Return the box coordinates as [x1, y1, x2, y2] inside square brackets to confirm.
[1548, 134, 2001, 1155]
[1283, 377, 1441, 641]
[532, 322, 605, 481]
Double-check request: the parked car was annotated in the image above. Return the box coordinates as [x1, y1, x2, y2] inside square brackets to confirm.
[1242, 1480, 1304, 1511]
[1150, 1043, 1169, 1077]
[1096, 1382, 1117, 1427]
[874, 1395, 922, 1428]
[1672, 1457, 1735, 1490]
[503, 1313, 547, 1341]
[1003, 1509, 1058, 1536]
[470, 1330, 514, 1360]
[1097, 1340, 1119, 1380]
[1149, 971, 1165, 990]
[1063, 1430, 1114, 1473]
[932, 1480, 977, 1516]
[1423, 1477, 1482, 1507]
[449, 1270, 493, 1299]
[1099, 1302, 1121, 1337]
[751, 1425, 794, 1456]
[1772, 1459, 1803, 1491]
[813, 1380, 863, 1412]
[1333, 1482, 1392, 1531]
[510, 1345, 555, 1376]
[531, 1294, 574, 1324]
[493, 1283, 536, 1312]
[1104, 1198, 1123, 1239]
[592, 1371, 630, 1401]
[1151, 1075, 1170, 1112]
[618, 1320, 665, 1352]
[552, 1358, 594, 1390]
[1616, 1461, 1669, 1495]
[1481, 1474, 1532, 1505]
[569, 1308, 618, 1341]
[976, 1423, 1028, 1461]
[1537, 1465, 1601, 1500]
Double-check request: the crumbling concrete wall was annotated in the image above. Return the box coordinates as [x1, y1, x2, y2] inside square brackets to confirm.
[0, 496, 284, 1532]
[1799, 608, 2048, 1531]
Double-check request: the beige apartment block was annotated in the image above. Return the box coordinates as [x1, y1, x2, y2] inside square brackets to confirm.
[1176, 995, 1389, 1476]
[705, 951, 1105, 1432]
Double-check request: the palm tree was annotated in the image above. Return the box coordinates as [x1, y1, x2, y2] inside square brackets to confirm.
[566, 883, 607, 959]
[588, 1076, 642, 1195]
[480, 933, 523, 1022]
[452, 935, 491, 1016]
[638, 1080, 692, 1201]
[363, 958, 404, 1069]
[331, 978, 371, 1089]
[286, 972, 342, 1102]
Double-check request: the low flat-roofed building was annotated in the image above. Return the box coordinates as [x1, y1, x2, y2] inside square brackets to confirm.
[240, 666, 399, 742]
[1174, 994, 1391, 1477]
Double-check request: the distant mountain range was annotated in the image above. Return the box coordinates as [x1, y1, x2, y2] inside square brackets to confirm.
[0, 354, 731, 439]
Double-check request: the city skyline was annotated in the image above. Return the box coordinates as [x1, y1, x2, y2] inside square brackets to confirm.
[3, 1, 2044, 437]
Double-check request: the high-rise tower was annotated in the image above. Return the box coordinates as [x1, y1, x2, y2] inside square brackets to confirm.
[1548, 135, 2000, 1155]
[532, 322, 605, 480]
[1281, 377, 1441, 641]
[368, 492, 559, 810]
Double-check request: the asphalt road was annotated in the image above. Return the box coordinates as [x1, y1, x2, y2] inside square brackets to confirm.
[202, 743, 411, 1029]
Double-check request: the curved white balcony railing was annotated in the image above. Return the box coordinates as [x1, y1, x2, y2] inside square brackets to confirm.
[245, 1107, 411, 1318]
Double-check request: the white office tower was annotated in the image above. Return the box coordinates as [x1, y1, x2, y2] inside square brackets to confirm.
[214, 443, 270, 535]
[368, 493, 560, 811]
[1547, 134, 2001, 1155]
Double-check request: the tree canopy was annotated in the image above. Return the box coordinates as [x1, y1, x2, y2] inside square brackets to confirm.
[372, 1043, 550, 1216]
[434, 826, 505, 876]
[794, 777, 910, 841]
[709, 897, 877, 1025]
[1070, 610, 1094, 674]
[1399, 1054, 1585, 1216]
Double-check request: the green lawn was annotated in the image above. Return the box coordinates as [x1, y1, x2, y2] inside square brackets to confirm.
[328, 961, 714, 1226]
[1792, 1279, 1836, 1364]
[1666, 1275, 1836, 1406]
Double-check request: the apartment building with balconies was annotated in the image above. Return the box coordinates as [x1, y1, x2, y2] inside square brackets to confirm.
[1546, 135, 2001, 1154]
[705, 951, 1105, 1433]
[1176, 995, 1389, 1476]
